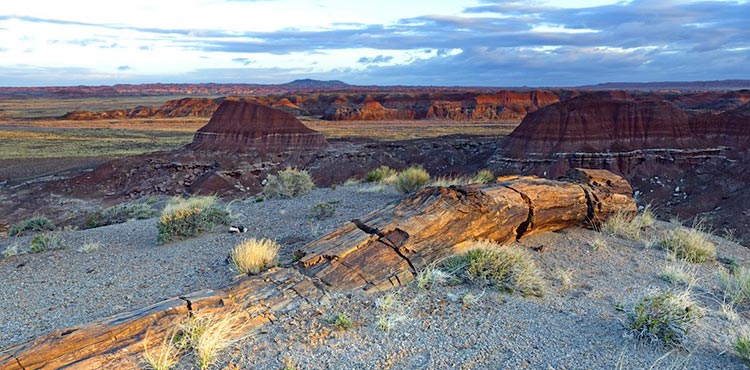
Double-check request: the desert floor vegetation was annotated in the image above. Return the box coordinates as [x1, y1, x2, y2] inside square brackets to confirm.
[600, 206, 655, 241]
[394, 166, 431, 193]
[177, 311, 252, 370]
[262, 167, 315, 199]
[8, 216, 55, 236]
[626, 288, 701, 349]
[157, 196, 230, 243]
[85, 202, 157, 229]
[365, 165, 398, 184]
[230, 238, 280, 275]
[656, 226, 717, 263]
[471, 169, 495, 184]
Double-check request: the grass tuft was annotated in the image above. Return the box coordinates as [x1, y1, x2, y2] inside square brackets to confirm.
[142, 329, 181, 370]
[262, 167, 315, 199]
[471, 169, 495, 184]
[720, 266, 750, 307]
[79, 241, 102, 253]
[442, 241, 544, 297]
[375, 292, 410, 332]
[415, 265, 454, 289]
[394, 166, 430, 193]
[327, 313, 353, 331]
[230, 238, 280, 275]
[308, 202, 337, 219]
[30, 233, 66, 253]
[660, 260, 698, 286]
[735, 331, 750, 365]
[365, 165, 398, 184]
[8, 216, 54, 236]
[179, 312, 252, 370]
[600, 207, 655, 241]
[656, 227, 716, 263]
[157, 196, 229, 244]
[626, 289, 700, 348]
[430, 176, 471, 187]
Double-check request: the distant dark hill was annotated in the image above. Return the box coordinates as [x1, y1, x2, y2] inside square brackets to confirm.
[577, 79, 750, 91]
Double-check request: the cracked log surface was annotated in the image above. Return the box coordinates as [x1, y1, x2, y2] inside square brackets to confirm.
[297, 168, 635, 291]
[0, 168, 634, 369]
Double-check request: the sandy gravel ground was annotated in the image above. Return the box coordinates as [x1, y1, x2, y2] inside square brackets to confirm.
[1, 183, 750, 369]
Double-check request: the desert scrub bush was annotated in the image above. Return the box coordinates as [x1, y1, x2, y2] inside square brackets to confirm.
[471, 169, 495, 184]
[142, 329, 181, 370]
[627, 290, 700, 348]
[395, 166, 430, 193]
[327, 313, 353, 331]
[600, 206, 655, 241]
[8, 216, 54, 236]
[365, 165, 398, 183]
[720, 266, 750, 307]
[735, 331, 750, 365]
[157, 196, 229, 243]
[179, 312, 251, 370]
[85, 203, 156, 228]
[442, 242, 544, 297]
[230, 238, 280, 275]
[30, 233, 66, 253]
[657, 227, 716, 263]
[262, 167, 315, 199]
[308, 201, 337, 219]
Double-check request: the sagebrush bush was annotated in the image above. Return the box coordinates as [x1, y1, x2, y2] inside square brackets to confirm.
[442, 242, 544, 297]
[157, 196, 229, 243]
[600, 207, 655, 241]
[8, 216, 54, 236]
[627, 290, 700, 348]
[30, 233, 66, 253]
[263, 168, 315, 199]
[657, 227, 716, 263]
[365, 165, 398, 183]
[472, 169, 495, 184]
[85, 203, 156, 228]
[230, 238, 280, 275]
[395, 166, 430, 193]
[309, 202, 337, 219]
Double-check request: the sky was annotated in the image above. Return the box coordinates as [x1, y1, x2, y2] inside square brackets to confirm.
[0, 0, 748, 87]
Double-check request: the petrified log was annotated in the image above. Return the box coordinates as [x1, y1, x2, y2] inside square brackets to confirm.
[297, 168, 635, 291]
[0, 169, 634, 369]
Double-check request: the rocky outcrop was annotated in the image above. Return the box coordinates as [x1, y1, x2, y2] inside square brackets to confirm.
[0, 170, 635, 369]
[60, 97, 223, 120]
[189, 100, 328, 153]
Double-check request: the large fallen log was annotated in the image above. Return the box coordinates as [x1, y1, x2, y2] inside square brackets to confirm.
[297, 168, 635, 291]
[0, 168, 634, 369]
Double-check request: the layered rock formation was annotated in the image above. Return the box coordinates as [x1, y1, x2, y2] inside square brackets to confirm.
[189, 100, 328, 153]
[0, 170, 635, 369]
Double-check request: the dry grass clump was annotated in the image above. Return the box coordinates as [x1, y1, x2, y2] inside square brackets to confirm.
[142, 329, 181, 370]
[415, 264, 455, 289]
[626, 289, 701, 348]
[471, 169, 495, 184]
[735, 330, 750, 365]
[395, 166, 430, 193]
[263, 167, 315, 199]
[600, 206, 655, 241]
[430, 176, 471, 187]
[365, 165, 398, 184]
[85, 202, 156, 228]
[442, 241, 545, 297]
[29, 233, 66, 253]
[720, 266, 750, 307]
[231, 238, 280, 275]
[375, 292, 411, 331]
[657, 226, 716, 263]
[78, 241, 102, 253]
[8, 216, 54, 236]
[179, 312, 252, 370]
[157, 196, 229, 244]
[660, 260, 698, 287]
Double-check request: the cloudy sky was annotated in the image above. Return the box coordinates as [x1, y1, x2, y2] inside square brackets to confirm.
[0, 0, 747, 87]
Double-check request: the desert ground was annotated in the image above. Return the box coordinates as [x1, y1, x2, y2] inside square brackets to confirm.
[1, 90, 749, 370]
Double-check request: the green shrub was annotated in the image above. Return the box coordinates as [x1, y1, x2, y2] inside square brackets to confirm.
[735, 333, 750, 365]
[30, 233, 66, 253]
[8, 216, 54, 236]
[442, 242, 544, 297]
[309, 202, 337, 219]
[627, 290, 699, 348]
[157, 196, 229, 244]
[85, 203, 157, 228]
[263, 168, 315, 199]
[327, 313, 353, 331]
[657, 227, 716, 263]
[471, 169, 495, 184]
[365, 165, 398, 183]
[394, 166, 430, 194]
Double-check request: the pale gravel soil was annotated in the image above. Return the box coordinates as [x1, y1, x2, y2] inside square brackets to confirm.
[2, 185, 750, 369]
[0, 184, 401, 348]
